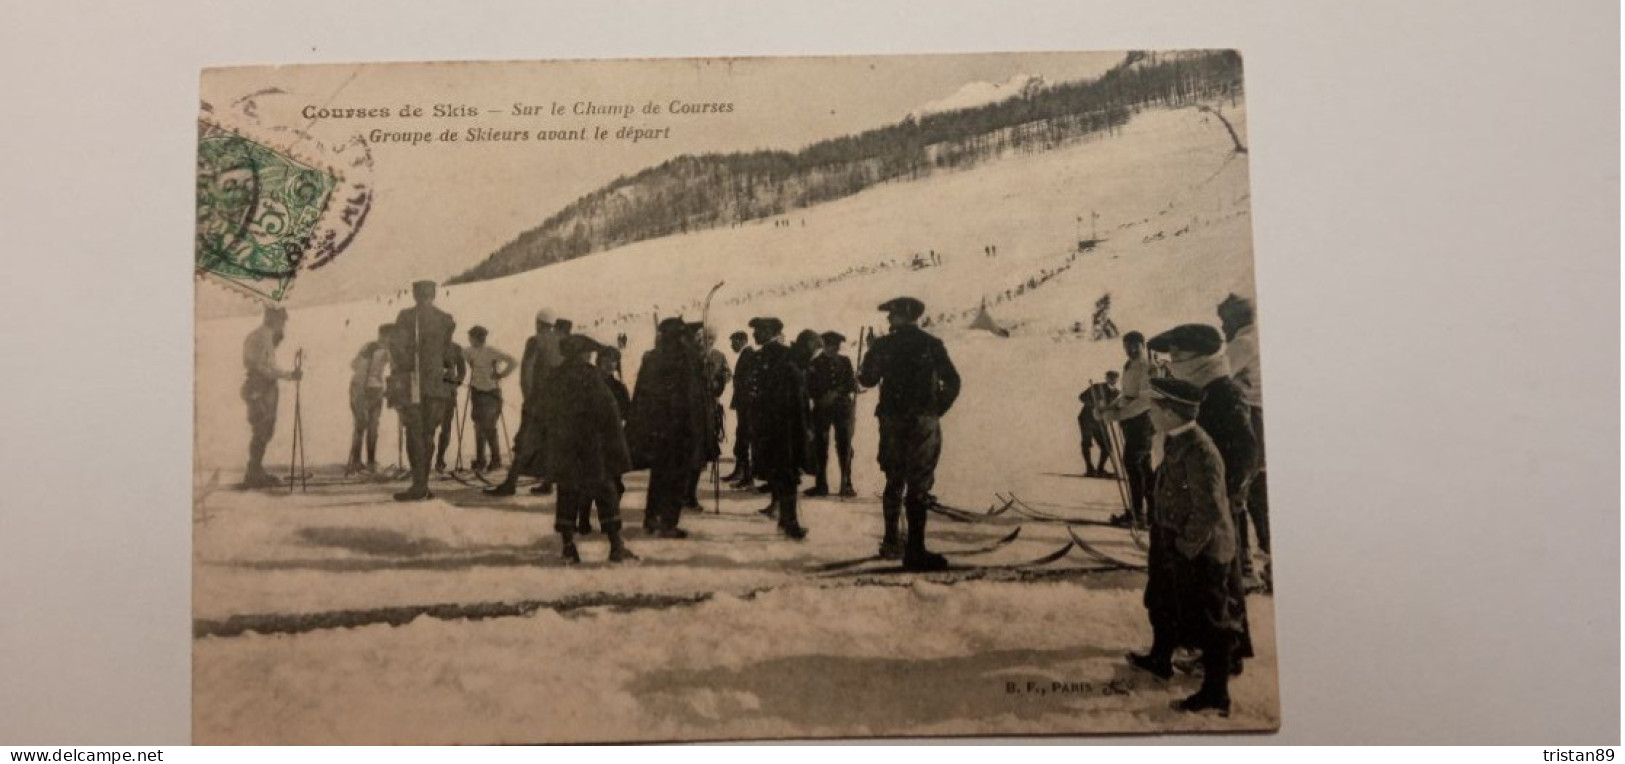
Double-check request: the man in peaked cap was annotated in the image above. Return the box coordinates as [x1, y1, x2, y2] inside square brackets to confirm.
[240, 305, 302, 488]
[857, 297, 961, 568]
[1146, 322, 1257, 670]
[746, 316, 811, 539]
[806, 330, 859, 498]
[388, 280, 457, 501]
[1130, 376, 1245, 716]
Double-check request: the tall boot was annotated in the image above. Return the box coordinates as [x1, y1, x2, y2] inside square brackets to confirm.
[1175, 642, 1232, 716]
[559, 530, 580, 565]
[902, 499, 946, 570]
[778, 488, 807, 540]
[837, 450, 855, 497]
[607, 527, 638, 563]
[1128, 625, 1175, 679]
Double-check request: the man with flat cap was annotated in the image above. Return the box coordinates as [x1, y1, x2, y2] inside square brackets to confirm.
[486, 309, 563, 496]
[626, 317, 712, 538]
[1146, 322, 1257, 675]
[1129, 377, 1246, 716]
[746, 316, 811, 539]
[1148, 323, 1260, 582]
[240, 305, 302, 488]
[540, 334, 638, 564]
[858, 297, 961, 569]
[389, 280, 457, 501]
[723, 330, 758, 486]
[806, 330, 859, 497]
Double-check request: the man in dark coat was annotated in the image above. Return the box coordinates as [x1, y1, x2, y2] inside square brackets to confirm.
[1130, 377, 1246, 716]
[806, 330, 858, 497]
[1147, 323, 1258, 669]
[540, 335, 637, 564]
[627, 318, 711, 538]
[747, 317, 811, 539]
[485, 309, 562, 497]
[389, 280, 457, 501]
[723, 331, 758, 485]
[857, 297, 961, 568]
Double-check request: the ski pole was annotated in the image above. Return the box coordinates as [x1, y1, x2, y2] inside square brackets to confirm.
[1090, 379, 1133, 515]
[288, 349, 304, 492]
[454, 388, 470, 471]
[499, 408, 512, 465]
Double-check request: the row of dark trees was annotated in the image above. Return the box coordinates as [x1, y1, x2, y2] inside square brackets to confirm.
[450, 50, 1244, 285]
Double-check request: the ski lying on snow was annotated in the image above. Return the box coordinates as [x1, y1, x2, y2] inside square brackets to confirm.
[990, 493, 1123, 528]
[821, 540, 1075, 576]
[810, 527, 1024, 572]
[1066, 526, 1148, 570]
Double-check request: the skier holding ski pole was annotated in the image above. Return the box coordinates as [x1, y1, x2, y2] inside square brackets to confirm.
[239, 305, 302, 489]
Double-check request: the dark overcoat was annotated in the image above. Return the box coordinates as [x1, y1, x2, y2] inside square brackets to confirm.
[1196, 376, 1259, 500]
[626, 340, 711, 471]
[538, 358, 632, 485]
[749, 342, 813, 480]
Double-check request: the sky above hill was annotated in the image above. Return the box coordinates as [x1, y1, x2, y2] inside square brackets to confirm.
[197, 51, 1124, 314]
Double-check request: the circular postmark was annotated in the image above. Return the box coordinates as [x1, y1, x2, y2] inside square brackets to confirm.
[196, 91, 375, 303]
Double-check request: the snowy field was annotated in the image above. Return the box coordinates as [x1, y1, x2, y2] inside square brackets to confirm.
[193, 101, 1279, 743]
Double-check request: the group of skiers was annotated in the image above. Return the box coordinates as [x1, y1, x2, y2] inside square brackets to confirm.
[238, 280, 1271, 712]
[239, 281, 965, 571]
[1073, 292, 1268, 716]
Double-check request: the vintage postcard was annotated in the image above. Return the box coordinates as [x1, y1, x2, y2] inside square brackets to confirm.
[193, 50, 1277, 744]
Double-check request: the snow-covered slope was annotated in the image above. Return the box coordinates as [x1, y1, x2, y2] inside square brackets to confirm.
[193, 100, 1273, 743]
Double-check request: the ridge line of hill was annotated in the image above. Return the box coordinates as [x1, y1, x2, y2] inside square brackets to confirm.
[450, 50, 1244, 285]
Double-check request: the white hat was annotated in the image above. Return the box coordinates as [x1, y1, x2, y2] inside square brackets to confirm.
[534, 308, 556, 325]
